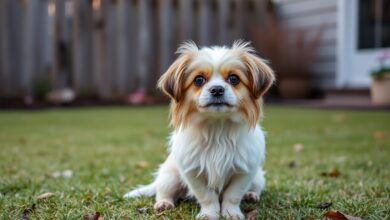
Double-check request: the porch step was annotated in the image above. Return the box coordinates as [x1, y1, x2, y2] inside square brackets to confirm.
[269, 88, 389, 109]
[324, 88, 371, 105]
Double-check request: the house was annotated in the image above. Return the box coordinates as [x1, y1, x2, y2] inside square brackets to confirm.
[276, 0, 389, 91]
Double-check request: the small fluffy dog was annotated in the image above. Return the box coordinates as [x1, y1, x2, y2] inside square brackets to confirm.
[124, 41, 274, 220]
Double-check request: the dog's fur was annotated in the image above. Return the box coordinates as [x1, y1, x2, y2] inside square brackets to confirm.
[124, 41, 274, 220]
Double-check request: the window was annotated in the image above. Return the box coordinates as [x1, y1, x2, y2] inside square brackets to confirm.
[358, 0, 390, 49]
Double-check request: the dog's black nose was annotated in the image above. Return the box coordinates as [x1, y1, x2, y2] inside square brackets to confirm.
[209, 86, 225, 97]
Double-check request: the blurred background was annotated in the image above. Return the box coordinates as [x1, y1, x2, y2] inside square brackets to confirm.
[0, 0, 389, 107]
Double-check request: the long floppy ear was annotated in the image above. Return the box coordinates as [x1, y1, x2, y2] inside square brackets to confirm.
[157, 42, 198, 102]
[233, 41, 275, 99]
[243, 53, 275, 98]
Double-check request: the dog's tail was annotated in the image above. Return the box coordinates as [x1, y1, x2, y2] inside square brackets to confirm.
[123, 182, 156, 198]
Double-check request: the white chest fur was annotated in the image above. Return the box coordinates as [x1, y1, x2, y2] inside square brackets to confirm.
[170, 121, 266, 192]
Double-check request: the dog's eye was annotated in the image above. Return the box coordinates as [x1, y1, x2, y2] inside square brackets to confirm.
[227, 74, 240, 86]
[194, 75, 206, 87]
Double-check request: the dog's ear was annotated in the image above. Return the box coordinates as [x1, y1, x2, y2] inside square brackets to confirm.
[243, 53, 275, 98]
[233, 41, 275, 99]
[157, 56, 189, 102]
[157, 41, 198, 102]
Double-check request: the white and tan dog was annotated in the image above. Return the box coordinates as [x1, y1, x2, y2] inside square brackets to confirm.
[124, 41, 275, 220]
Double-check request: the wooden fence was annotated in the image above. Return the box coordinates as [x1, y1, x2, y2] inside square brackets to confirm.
[0, 0, 270, 100]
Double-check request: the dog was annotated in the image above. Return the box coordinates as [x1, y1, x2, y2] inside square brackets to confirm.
[124, 41, 275, 220]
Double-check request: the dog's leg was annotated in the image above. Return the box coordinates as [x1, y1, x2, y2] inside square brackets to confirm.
[183, 171, 220, 220]
[244, 167, 265, 202]
[222, 172, 256, 220]
[154, 155, 181, 212]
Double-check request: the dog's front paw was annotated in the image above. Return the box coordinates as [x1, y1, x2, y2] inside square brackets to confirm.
[154, 199, 174, 212]
[222, 203, 244, 220]
[243, 191, 259, 202]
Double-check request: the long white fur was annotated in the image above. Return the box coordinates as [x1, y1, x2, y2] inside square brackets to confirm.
[124, 42, 269, 220]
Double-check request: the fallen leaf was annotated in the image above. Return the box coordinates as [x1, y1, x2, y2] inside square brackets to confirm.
[293, 143, 304, 152]
[136, 207, 148, 214]
[329, 168, 341, 177]
[137, 160, 150, 169]
[324, 210, 362, 220]
[320, 168, 341, 177]
[316, 202, 332, 209]
[288, 160, 298, 168]
[373, 130, 386, 139]
[37, 192, 54, 200]
[246, 209, 258, 220]
[83, 212, 103, 220]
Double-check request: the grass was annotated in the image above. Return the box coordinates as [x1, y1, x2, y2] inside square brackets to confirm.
[0, 106, 389, 219]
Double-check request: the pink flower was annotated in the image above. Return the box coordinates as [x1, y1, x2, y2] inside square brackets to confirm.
[128, 88, 147, 105]
[377, 50, 390, 62]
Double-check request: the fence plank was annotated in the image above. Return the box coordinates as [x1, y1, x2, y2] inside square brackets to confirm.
[178, 0, 194, 43]
[22, 0, 41, 95]
[198, 0, 211, 46]
[34, 1, 49, 82]
[72, 0, 93, 94]
[0, 0, 10, 97]
[158, 0, 174, 74]
[127, 0, 138, 94]
[218, 0, 229, 45]
[106, 0, 117, 97]
[9, 0, 24, 96]
[92, 0, 112, 99]
[53, 0, 68, 90]
[115, 0, 130, 96]
[231, 0, 244, 42]
[137, 0, 152, 90]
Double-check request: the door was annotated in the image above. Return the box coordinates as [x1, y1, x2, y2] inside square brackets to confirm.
[337, 0, 390, 87]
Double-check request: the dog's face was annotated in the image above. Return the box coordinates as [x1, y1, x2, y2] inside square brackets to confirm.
[158, 41, 275, 129]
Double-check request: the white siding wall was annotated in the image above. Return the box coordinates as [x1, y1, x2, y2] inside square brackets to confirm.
[276, 0, 338, 89]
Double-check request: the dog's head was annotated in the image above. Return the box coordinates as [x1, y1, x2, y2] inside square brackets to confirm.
[158, 41, 275, 129]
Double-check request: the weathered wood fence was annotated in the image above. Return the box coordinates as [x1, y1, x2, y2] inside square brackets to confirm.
[0, 0, 270, 100]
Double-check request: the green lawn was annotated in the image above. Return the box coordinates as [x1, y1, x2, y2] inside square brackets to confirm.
[0, 106, 389, 219]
